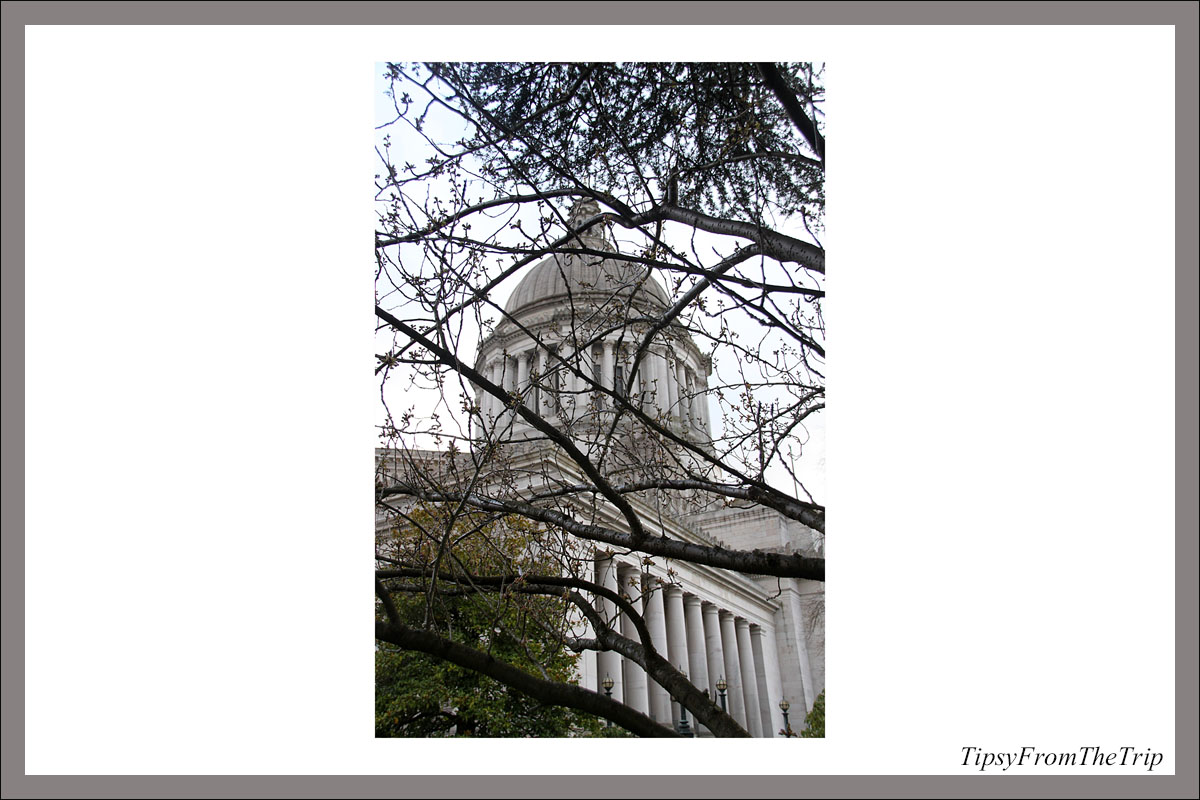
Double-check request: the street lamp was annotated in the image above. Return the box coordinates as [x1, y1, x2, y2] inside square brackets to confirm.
[715, 676, 728, 712]
[779, 698, 796, 738]
[602, 674, 614, 728]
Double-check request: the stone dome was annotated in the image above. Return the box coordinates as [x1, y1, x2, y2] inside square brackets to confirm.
[503, 199, 669, 315]
[504, 251, 669, 314]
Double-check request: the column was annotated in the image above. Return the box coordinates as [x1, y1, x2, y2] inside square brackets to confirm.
[665, 353, 679, 418]
[656, 349, 672, 416]
[504, 354, 516, 392]
[684, 370, 696, 429]
[558, 344, 575, 419]
[683, 595, 711, 736]
[475, 381, 487, 435]
[701, 603, 725, 701]
[601, 340, 615, 393]
[643, 576, 672, 725]
[578, 344, 594, 415]
[502, 354, 517, 426]
[488, 359, 502, 428]
[538, 349, 552, 416]
[479, 361, 490, 425]
[617, 564, 649, 716]
[663, 586, 689, 730]
[516, 349, 530, 408]
[756, 624, 787, 738]
[676, 361, 688, 425]
[633, 352, 643, 410]
[629, 347, 641, 398]
[573, 596, 596, 700]
[567, 344, 580, 419]
[693, 373, 704, 432]
[644, 350, 658, 412]
[718, 611, 748, 730]
[735, 618, 764, 737]
[595, 555, 623, 704]
[749, 625, 775, 738]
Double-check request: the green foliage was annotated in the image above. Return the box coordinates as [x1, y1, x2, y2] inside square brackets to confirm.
[376, 508, 604, 737]
[393, 62, 824, 229]
[799, 690, 824, 738]
[583, 724, 635, 738]
[375, 646, 601, 738]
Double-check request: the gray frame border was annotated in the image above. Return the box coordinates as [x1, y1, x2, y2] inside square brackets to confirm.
[3, 2, 1196, 798]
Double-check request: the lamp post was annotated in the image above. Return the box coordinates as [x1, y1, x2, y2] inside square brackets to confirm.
[779, 698, 796, 738]
[601, 674, 614, 728]
[715, 676, 727, 712]
[672, 668, 694, 737]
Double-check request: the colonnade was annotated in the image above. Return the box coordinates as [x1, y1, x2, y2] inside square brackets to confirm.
[476, 336, 710, 435]
[594, 556, 787, 737]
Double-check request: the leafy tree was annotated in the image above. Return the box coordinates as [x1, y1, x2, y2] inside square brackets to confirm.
[375, 62, 825, 736]
[799, 690, 825, 738]
[376, 507, 603, 737]
[375, 592, 601, 737]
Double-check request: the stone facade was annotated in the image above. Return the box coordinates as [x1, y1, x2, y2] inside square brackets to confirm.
[379, 199, 824, 735]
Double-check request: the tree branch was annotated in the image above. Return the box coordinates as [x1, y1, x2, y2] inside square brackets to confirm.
[649, 204, 824, 274]
[375, 564, 656, 655]
[375, 304, 653, 547]
[756, 62, 825, 162]
[377, 487, 825, 581]
[375, 619, 680, 737]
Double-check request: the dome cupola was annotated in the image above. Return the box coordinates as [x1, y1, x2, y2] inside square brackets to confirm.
[474, 198, 711, 449]
[503, 198, 668, 317]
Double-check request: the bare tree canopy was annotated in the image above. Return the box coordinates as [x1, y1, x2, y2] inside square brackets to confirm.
[375, 61, 825, 737]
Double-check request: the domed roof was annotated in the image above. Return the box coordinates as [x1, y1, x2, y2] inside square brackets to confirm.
[504, 251, 669, 314]
[504, 200, 669, 315]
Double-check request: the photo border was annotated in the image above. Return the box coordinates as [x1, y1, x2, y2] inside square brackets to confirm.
[3, 2, 1195, 797]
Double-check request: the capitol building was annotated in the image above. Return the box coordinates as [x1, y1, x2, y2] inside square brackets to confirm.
[377, 199, 824, 737]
